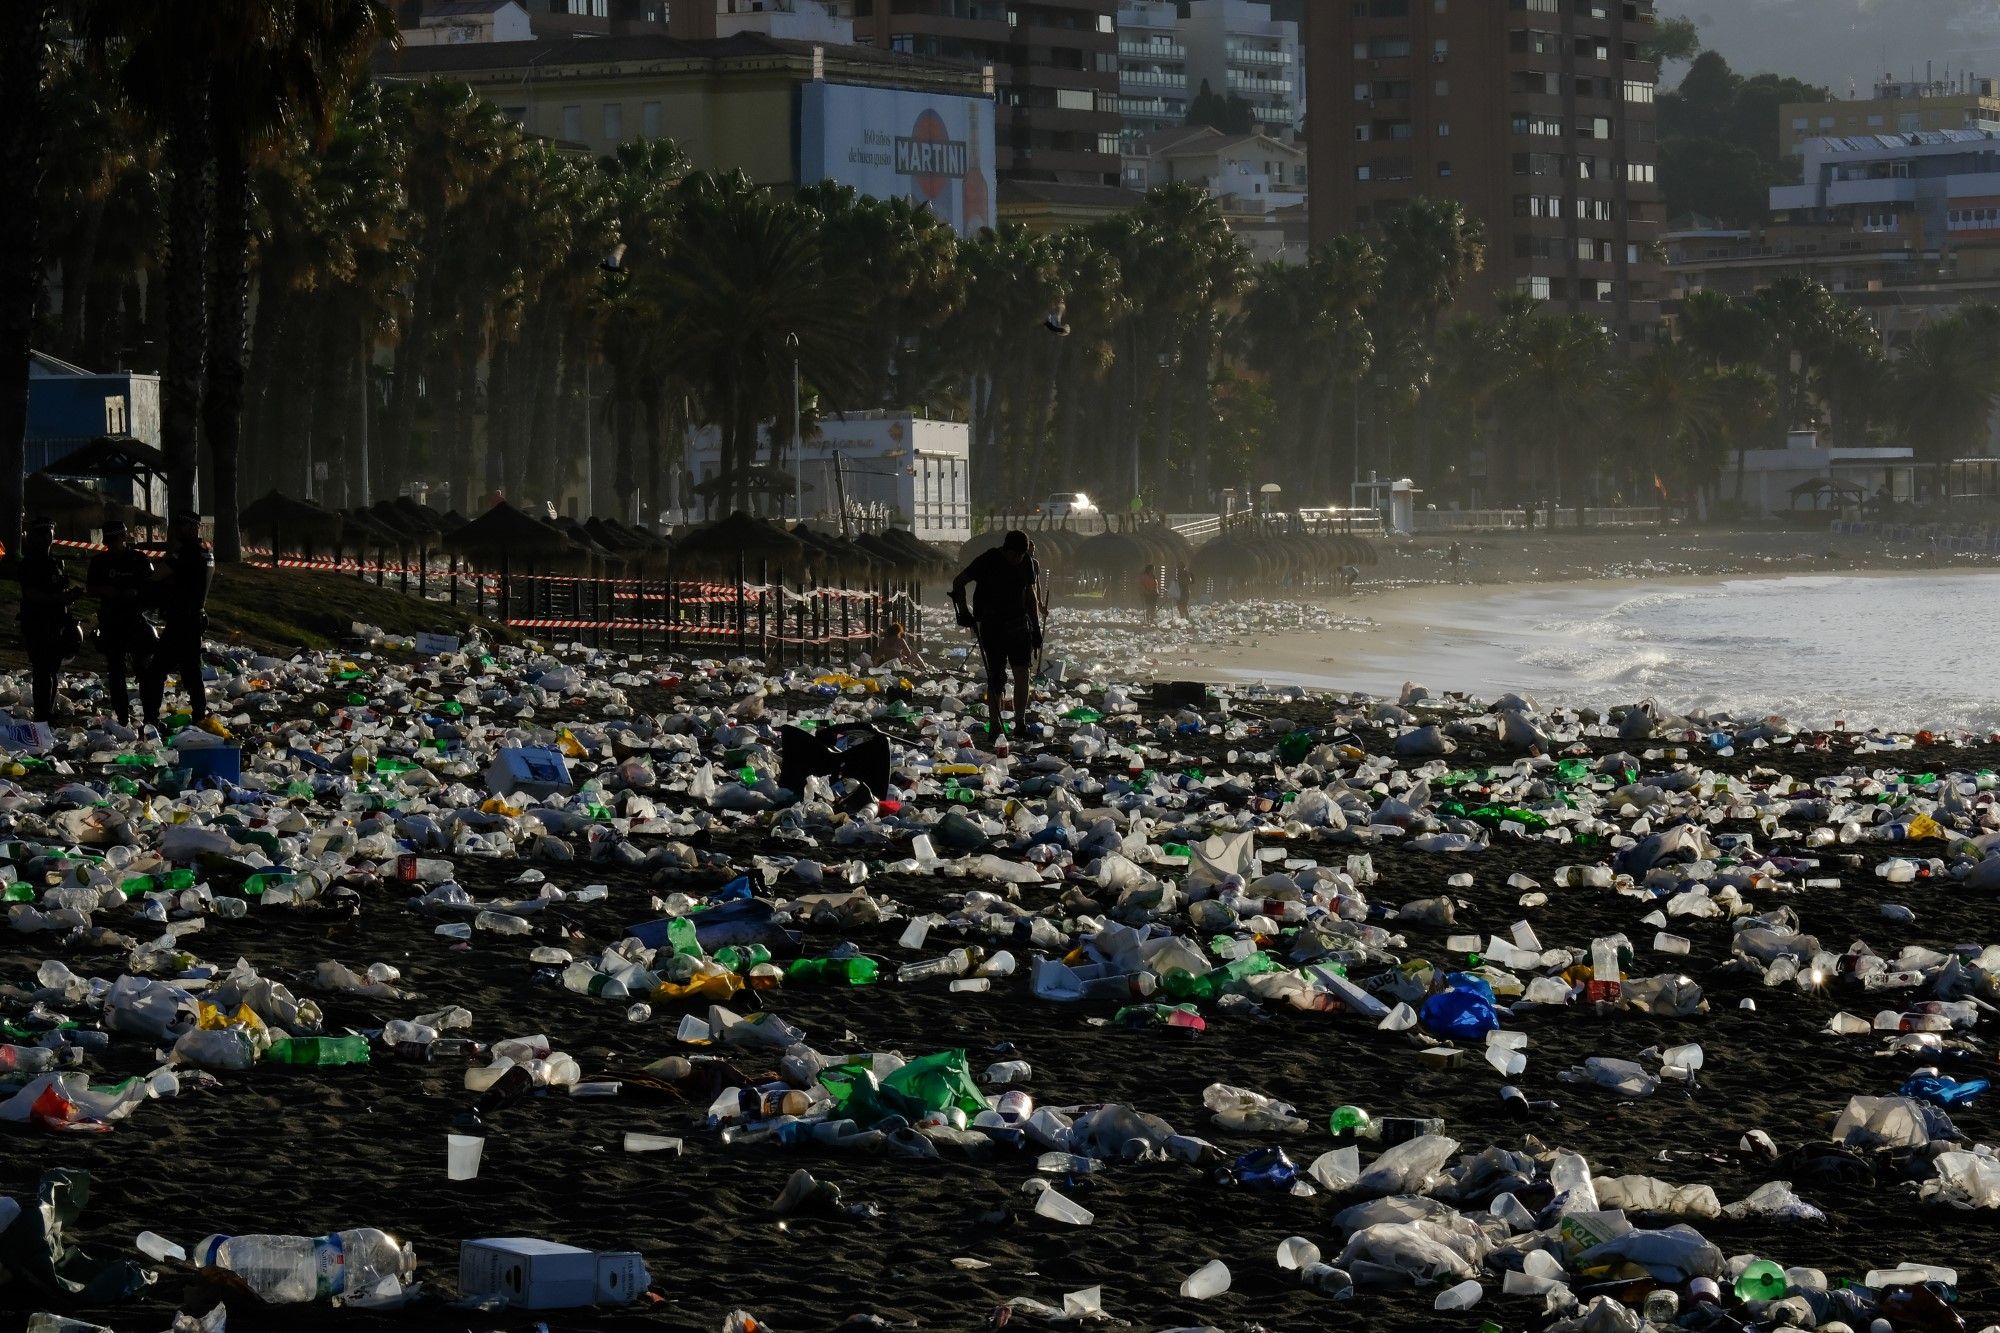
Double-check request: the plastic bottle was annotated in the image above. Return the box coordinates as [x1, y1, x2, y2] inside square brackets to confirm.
[786, 957, 879, 986]
[1328, 1104, 1374, 1138]
[194, 1229, 410, 1303]
[1587, 937, 1622, 1005]
[896, 947, 981, 983]
[1734, 1258, 1787, 1303]
[266, 1035, 370, 1067]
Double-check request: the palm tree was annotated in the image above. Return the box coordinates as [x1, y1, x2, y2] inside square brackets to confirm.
[0, 1, 60, 559]
[1373, 198, 1487, 482]
[1242, 235, 1381, 500]
[1621, 339, 1722, 508]
[204, 1, 394, 559]
[647, 172, 866, 513]
[1894, 311, 2000, 504]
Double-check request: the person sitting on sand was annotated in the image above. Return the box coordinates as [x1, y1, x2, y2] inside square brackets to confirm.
[873, 621, 930, 675]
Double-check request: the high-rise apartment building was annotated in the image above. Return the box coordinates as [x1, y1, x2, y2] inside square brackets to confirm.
[1183, 1, 1301, 137]
[840, 1, 1121, 186]
[1305, 0, 1663, 341]
[1117, 1, 1188, 153]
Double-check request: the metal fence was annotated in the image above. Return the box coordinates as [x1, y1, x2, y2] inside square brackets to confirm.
[1409, 507, 1664, 533]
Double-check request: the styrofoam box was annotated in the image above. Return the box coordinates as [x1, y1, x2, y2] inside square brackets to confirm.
[458, 1237, 648, 1309]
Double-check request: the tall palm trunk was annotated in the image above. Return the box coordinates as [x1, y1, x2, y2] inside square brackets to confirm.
[202, 133, 251, 560]
[161, 76, 215, 523]
[0, 2, 57, 558]
[57, 198, 107, 363]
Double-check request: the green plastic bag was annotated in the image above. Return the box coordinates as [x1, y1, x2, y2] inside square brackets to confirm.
[880, 1048, 990, 1118]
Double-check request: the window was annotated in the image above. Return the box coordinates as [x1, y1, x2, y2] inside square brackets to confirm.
[1576, 116, 1610, 139]
[1518, 275, 1552, 300]
[1627, 244, 1640, 264]
[1437, 161, 1452, 176]
[1509, 29, 1560, 56]
[1511, 114, 1562, 136]
[642, 101, 661, 138]
[1622, 80, 1654, 104]
[1353, 37, 1412, 59]
[1356, 165, 1371, 180]
[1791, 117, 1808, 131]
[1350, 0, 1410, 14]
[1867, 114, 1884, 127]
[1818, 116, 1835, 128]
[602, 103, 622, 142]
[1574, 37, 1608, 61]
[1625, 161, 1655, 183]
[1433, 38, 1449, 57]
[1437, 121, 1450, 137]
[1055, 87, 1092, 110]
[104, 395, 127, 435]
[1355, 123, 1371, 141]
[1590, 280, 1614, 302]
[1354, 82, 1371, 101]
[1511, 151, 1561, 176]
[1576, 154, 1597, 179]
[561, 105, 582, 142]
[1434, 79, 1449, 96]
[1097, 13, 1112, 31]
[1509, 0, 1559, 11]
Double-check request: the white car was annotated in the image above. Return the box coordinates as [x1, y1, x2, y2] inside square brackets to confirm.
[1037, 492, 1098, 518]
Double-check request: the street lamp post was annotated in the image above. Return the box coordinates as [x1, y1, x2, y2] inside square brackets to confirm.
[786, 332, 802, 523]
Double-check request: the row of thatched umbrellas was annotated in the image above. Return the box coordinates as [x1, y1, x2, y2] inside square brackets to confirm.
[956, 523, 1378, 590]
[236, 493, 957, 580]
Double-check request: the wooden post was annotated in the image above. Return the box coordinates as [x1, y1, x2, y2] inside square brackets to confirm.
[759, 561, 771, 661]
[840, 586, 851, 661]
[449, 552, 458, 606]
[498, 551, 510, 625]
[734, 551, 746, 656]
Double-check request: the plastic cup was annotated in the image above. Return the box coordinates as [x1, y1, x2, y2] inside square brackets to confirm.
[447, 1132, 484, 1180]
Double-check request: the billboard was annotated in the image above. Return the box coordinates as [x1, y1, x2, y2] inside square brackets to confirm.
[799, 82, 997, 237]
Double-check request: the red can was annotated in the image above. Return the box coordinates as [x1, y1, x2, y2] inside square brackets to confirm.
[395, 852, 418, 882]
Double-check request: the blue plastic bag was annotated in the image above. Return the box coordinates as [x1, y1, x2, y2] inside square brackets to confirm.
[1420, 986, 1500, 1040]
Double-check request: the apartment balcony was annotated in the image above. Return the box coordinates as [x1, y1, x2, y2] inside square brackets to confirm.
[1119, 39, 1185, 59]
[1224, 43, 1289, 67]
[1120, 67, 1187, 90]
[1825, 177, 1916, 207]
[1769, 183, 1818, 212]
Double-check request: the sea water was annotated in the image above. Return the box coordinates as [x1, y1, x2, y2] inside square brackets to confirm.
[1329, 572, 2000, 734]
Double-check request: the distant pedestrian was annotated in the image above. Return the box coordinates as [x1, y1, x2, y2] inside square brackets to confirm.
[17, 516, 81, 722]
[143, 513, 214, 728]
[1140, 565, 1161, 625]
[872, 621, 930, 675]
[86, 521, 156, 727]
[1447, 542, 1463, 580]
[1175, 562, 1194, 620]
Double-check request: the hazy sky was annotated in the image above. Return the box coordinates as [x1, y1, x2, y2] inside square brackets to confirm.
[1659, 0, 2000, 93]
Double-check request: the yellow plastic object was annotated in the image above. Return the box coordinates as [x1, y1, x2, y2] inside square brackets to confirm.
[655, 970, 744, 1002]
[934, 763, 982, 777]
[197, 1001, 266, 1035]
[1907, 812, 1945, 840]
[557, 728, 587, 759]
[198, 715, 232, 739]
[480, 798, 523, 817]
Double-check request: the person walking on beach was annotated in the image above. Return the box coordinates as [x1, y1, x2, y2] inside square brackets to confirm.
[1140, 565, 1160, 625]
[950, 530, 1041, 744]
[1447, 542, 1463, 581]
[18, 516, 82, 722]
[1175, 562, 1194, 620]
[85, 520, 156, 727]
[143, 514, 214, 729]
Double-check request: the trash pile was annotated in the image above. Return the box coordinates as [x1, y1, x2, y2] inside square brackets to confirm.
[0, 634, 1998, 1330]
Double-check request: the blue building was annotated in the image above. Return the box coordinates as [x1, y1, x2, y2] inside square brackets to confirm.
[25, 350, 168, 516]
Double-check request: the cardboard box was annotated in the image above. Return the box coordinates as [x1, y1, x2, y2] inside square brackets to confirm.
[482, 746, 571, 797]
[413, 631, 462, 655]
[458, 1238, 649, 1310]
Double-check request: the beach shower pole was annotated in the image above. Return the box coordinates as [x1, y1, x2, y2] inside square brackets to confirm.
[788, 332, 803, 523]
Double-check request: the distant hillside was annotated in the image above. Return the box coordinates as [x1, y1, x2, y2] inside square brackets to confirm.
[1660, 0, 2000, 92]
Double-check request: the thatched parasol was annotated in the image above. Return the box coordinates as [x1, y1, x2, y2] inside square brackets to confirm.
[240, 490, 344, 552]
[673, 510, 804, 573]
[442, 501, 577, 564]
[1076, 529, 1146, 573]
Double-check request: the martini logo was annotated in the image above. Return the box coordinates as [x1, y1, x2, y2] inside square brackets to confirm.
[895, 109, 966, 201]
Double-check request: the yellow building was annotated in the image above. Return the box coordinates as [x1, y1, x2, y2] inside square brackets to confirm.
[377, 31, 993, 197]
[1781, 79, 2000, 156]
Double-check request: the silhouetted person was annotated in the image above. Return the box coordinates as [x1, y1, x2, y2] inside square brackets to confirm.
[86, 521, 155, 726]
[142, 513, 214, 728]
[951, 529, 1041, 744]
[1175, 563, 1194, 620]
[17, 516, 81, 722]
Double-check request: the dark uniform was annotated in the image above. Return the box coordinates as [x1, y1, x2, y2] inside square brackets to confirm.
[86, 534, 156, 726]
[143, 525, 214, 726]
[950, 534, 1042, 741]
[17, 523, 80, 721]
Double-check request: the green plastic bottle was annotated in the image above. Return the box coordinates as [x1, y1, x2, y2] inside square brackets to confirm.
[786, 957, 879, 986]
[1733, 1259, 1786, 1303]
[714, 944, 772, 972]
[665, 917, 703, 958]
[1329, 1104, 1372, 1137]
[265, 1035, 370, 1067]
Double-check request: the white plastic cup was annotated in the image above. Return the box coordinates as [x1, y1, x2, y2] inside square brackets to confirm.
[447, 1132, 484, 1181]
